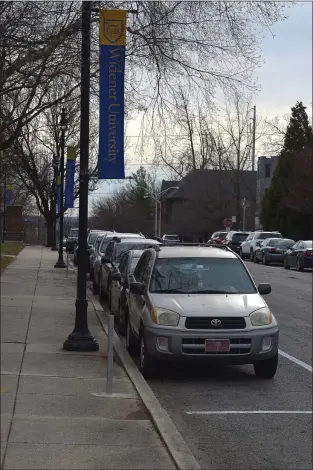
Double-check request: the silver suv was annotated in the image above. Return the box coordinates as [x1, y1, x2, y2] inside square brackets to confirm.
[126, 245, 279, 379]
[240, 231, 282, 262]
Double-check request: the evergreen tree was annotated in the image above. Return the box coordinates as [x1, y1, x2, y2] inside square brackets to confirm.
[260, 102, 313, 240]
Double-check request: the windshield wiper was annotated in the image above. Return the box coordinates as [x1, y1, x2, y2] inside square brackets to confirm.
[189, 290, 232, 294]
[150, 289, 192, 294]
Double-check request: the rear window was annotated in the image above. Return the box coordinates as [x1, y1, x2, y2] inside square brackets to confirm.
[257, 232, 282, 240]
[303, 241, 312, 248]
[232, 233, 249, 242]
[271, 239, 294, 247]
[116, 242, 158, 261]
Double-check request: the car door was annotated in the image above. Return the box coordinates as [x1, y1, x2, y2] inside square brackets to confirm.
[111, 253, 127, 315]
[288, 242, 299, 266]
[101, 241, 115, 292]
[128, 253, 151, 336]
[242, 233, 254, 254]
[257, 239, 268, 260]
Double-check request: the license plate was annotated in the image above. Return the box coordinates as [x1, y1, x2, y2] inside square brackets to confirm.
[205, 339, 230, 353]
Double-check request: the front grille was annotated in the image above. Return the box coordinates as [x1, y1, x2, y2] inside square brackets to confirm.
[182, 338, 251, 355]
[185, 317, 246, 330]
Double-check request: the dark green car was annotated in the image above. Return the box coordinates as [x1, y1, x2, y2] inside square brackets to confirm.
[254, 238, 295, 265]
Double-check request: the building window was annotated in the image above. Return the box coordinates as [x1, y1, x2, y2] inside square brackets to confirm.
[265, 164, 271, 178]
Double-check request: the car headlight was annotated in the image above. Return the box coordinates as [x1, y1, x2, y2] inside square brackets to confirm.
[250, 308, 273, 326]
[151, 307, 180, 326]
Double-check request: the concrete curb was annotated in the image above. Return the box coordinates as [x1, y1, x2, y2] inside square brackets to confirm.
[66, 256, 200, 469]
[88, 291, 201, 470]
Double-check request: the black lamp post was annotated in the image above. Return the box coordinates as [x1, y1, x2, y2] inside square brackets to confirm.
[54, 107, 67, 268]
[51, 154, 58, 251]
[63, 1, 98, 351]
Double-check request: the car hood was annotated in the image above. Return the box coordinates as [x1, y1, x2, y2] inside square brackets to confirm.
[149, 293, 266, 317]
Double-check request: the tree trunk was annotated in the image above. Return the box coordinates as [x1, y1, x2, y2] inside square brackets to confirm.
[46, 220, 54, 247]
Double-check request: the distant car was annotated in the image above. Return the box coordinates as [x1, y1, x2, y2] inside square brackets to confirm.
[92, 232, 144, 295]
[208, 231, 228, 244]
[99, 237, 161, 301]
[65, 228, 79, 253]
[284, 240, 313, 271]
[240, 231, 282, 261]
[73, 230, 105, 268]
[223, 231, 250, 254]
[254, 238, 295, 265]
[109, 249, 143, 335]
[161, 234, 180, 244]
[126, 244, 278, 379]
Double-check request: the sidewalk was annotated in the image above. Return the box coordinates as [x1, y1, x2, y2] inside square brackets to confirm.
[0, 246, 176, 469]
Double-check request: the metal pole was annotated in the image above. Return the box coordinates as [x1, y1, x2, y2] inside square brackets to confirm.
[51, 155, 58, 251]
[2, 169, 6, 243]
[252, 105, 256, 172]
[158, 200, 162, 238]
[106, 314, 114, 394]
[54, 108, 67, 268]
[63, 1, 98, 352]
[154, 194, 158, 237]
[242, 198, 246, 232]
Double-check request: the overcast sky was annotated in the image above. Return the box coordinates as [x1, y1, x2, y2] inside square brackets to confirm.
[83, 1, 312, 214]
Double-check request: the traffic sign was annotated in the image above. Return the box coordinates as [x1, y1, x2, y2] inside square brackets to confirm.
[224, 218, 232, 228]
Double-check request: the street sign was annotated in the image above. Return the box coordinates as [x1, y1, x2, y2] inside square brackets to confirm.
[231, 216, 236, 223]
[224, 218, 232, 228]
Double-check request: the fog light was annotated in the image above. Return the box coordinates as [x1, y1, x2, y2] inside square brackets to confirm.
[157, 337, 169, 352]
[262, 337, 272, 351]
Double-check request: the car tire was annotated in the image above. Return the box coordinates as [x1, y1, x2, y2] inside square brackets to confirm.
[117, 302, 126, 336]
[126, 312, 140, 356]
[254, 254, 259, 264]
[296, 258, 304, 272]
[283, 257, 290, 270]
[253, 352, 278, 379]
[262, 254, 268, 265]
[250, 249, 255, 262]
[92, 277, 99, 294]
[139, 328, 159, 379]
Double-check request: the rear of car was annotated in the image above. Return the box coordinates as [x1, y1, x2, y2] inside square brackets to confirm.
[209, 231, 227, 244]
[248, 231, 282, 261]
[302, 242, 313, 269]
[127, 246, 278, 379]
[224, 231, 250, 254]
[256, 238, 295, 265]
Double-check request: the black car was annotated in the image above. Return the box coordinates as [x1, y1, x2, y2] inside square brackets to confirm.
[223, 231, 250, 254]
[109, 249, 143, 335]
[99, 237, 161, 301]
[254, 238, 295, 265]
[284, 240, 313, 271]
[73, 230, 104, 269]
[65, 228, 79, 253]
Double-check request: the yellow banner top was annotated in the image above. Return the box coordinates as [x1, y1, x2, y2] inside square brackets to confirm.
[6, 184, 13, 190]
[99, 9, 127, 46]
[67, 146, 77, 161]
[57, 176, 61, 185]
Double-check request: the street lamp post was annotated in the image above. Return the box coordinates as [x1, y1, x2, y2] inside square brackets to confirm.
[51, 154, 58, 251]
[144, 186, 179, 239]
[63, 1, 98, 352]
[54, 107, 67, 268]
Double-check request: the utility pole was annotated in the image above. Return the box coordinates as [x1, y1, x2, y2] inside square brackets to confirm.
[1, 167, 6, 243]
[54, 107, 67, 268]
[63, 1, 98, 352]
[242, 198, 250, 231]
[252, 105, 256, 171]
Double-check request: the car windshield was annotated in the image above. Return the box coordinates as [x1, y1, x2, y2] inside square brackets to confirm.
[271, 239, 294, 247]
[129, 256, 140, 272]
[258, 232, 281, 240]
[303, 241, 312, 248]
[149, 257, 257, 294]
[88, 232, 102, 245]
[232, 233, 249, 242]
[215, 232, 227, 239]
[116, 242, 158, 260]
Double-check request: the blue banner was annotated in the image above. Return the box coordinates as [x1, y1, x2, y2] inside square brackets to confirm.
[64, 146, 77, 209]
[98, 9, 126, 180]
[56, 175, 61, 215]
[5, 186, 12, 206]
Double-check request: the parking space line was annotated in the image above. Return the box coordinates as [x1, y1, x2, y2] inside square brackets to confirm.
[186, 411, 312, 415]
[278, 349, 312, 373]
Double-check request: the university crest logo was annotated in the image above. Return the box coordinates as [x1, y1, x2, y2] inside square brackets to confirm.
[103, 19, 125, 44]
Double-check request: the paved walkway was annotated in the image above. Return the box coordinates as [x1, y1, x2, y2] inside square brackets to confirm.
[1, 246, 175, 469]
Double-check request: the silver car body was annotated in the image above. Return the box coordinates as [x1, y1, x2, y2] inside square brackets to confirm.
[89, 232, 107, 274]
[240, 231, 282, 259]
[128, 246, 278, 364]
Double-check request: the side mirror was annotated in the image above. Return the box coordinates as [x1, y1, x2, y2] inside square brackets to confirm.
[101, 255, 111, 264]
[111, 272, 121, 282]
[130, 282, 146, 296]
[258, 283, 271, 295]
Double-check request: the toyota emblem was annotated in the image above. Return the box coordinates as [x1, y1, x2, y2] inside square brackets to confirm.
[211, 318, 221, 326]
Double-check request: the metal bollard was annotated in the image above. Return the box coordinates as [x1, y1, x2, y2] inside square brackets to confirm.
[106, 313, 114, 394]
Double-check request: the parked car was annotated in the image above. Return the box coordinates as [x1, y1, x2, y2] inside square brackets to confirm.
[89, 233, 107, 281]
[125, 244, 278, 379]
[254, 238, 295, 265]
[109, 249, 143, 335]
[223, 231, 250, 254]
[161, 234, 180, 244]
[284, 240, 313, 271]
[208, 231, 228, 244]
[240, 231, 282, 261]
[65, 228, 79, 253]
[99, 237, 161, 301]
[92, 232, 144, 295]
[73, 230, 105, 267]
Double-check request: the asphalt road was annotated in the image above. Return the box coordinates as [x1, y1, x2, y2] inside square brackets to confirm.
[139, 261, 312, 469]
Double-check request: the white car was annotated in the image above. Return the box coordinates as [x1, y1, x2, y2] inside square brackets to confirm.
[161, 234, 180, 243]
[240, 231, 282, 262]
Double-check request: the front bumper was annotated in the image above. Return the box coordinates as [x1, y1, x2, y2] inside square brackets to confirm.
[144, 325, 279, 364]
[267, 253, 284, 263]
[303, 257, 313, 268]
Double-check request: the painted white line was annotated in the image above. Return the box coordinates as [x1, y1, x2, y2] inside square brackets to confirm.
[278, 349, 312, 373]
[186, 411, 312, 415]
